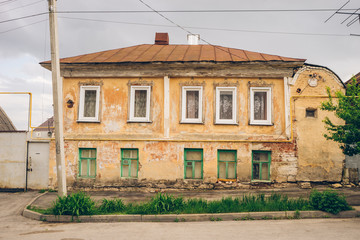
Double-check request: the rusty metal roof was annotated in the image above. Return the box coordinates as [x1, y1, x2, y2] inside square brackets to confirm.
[0, 106, 16, 132]
[34, 116, 54, 132]
[345, 72, 360, 86]
[43, 44, 305, 64]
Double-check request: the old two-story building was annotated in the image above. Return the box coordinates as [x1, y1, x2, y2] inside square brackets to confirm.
[41, 33, 346, 190]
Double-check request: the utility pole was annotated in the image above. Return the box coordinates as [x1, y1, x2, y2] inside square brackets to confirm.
[48, 0, 67, 196]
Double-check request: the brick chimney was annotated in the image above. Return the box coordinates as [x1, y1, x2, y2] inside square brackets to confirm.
[155, 32, 169, 45]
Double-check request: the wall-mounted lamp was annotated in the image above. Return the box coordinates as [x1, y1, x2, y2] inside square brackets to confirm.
[67, 99, 74, 108]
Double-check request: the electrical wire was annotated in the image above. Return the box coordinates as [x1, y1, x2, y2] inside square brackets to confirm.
[138, 0, 249, 61]
[0, 18, 46, 35]
[59, 16, 350, 37]
[56, 8, 360, 14]
[0, 0, 44, 14]
[0, 0, 19, 6]
[0, 12, 47, 24]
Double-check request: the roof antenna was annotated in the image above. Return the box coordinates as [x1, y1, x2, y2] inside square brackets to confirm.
[325, 1, 360, 36]
[324, 0, 350, 23]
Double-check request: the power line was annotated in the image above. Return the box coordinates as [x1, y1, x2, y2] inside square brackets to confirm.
[0, 18, 46, 35]
[0, 12, 47, 24]
[0, 0, 20, 6]
[0, 0, 44, 14]
[56, 8, 360, 14]
[137, 0, 247, 61]
[59, 16, 349, 37]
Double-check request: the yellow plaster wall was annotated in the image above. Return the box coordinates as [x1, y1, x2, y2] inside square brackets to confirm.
[48, 139, 296, 188]
[62, 77, 164, 137]
[169, 77, 285, 137]
[46, 69, 346, 188]
[291, 68, 345, 182]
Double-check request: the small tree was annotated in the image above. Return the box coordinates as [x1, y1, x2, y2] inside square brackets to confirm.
[321, 79, 360, 156]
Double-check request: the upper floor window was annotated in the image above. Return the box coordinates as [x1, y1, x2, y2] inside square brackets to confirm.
[78, 86, 100, 122]
[129, 86, 151, 122]
[215, 87, 237, 124]
[250, 87, 272, 125]
[181, 86, 203, 123]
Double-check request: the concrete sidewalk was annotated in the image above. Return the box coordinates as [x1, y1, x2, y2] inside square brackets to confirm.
[30, 186, 360, 210]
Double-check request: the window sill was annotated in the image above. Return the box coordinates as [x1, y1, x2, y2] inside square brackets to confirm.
[214, 122, 238, 125]
[180, 121, 204, 124]
[127, 120, 152, 123]
[77, 120, 100, 123]
[249, 122, 273, 126]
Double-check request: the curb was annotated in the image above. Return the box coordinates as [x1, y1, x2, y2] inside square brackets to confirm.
[22, 191, 49, 221]
[22, 208, 360, 223]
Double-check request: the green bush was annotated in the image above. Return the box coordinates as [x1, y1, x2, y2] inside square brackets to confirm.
[98, 198, 125, 214]
[310, 189, 352, 214]
[51, 192, 96, 216]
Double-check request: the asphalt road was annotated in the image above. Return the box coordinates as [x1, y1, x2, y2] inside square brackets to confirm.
[1, 191, 360, 240]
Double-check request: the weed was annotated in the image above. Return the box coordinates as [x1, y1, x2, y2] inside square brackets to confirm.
[174, 218, 179, 222]
[261, 216, 270, 220]
[98, 199, 125, 214]
[241, 215, 254, 220]
[294, 210, 301, 219]
[50, 191, 96, 217]
[310, 189, 352, 214]
[27, 205, 52, 215]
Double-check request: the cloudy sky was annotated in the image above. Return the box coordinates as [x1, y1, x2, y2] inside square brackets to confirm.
[0, 0, 359, 130]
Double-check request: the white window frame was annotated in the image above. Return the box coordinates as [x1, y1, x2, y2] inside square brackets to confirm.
[250, 87, 272, 125]
[78, 85, 100, 122]
[215, 87, 237, 124]
[129, 85, 151, 122]
[181, 86, 203, 124]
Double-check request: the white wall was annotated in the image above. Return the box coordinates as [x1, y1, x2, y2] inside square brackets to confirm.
[0, 132, 27, 189]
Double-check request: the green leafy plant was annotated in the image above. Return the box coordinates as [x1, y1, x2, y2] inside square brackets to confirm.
[51, 191, 96, 217]
[321, 78, 360, 156]
[146, 193, 185, 214]
[309, 189, 352, 214]
[98, 198, 125, 214]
